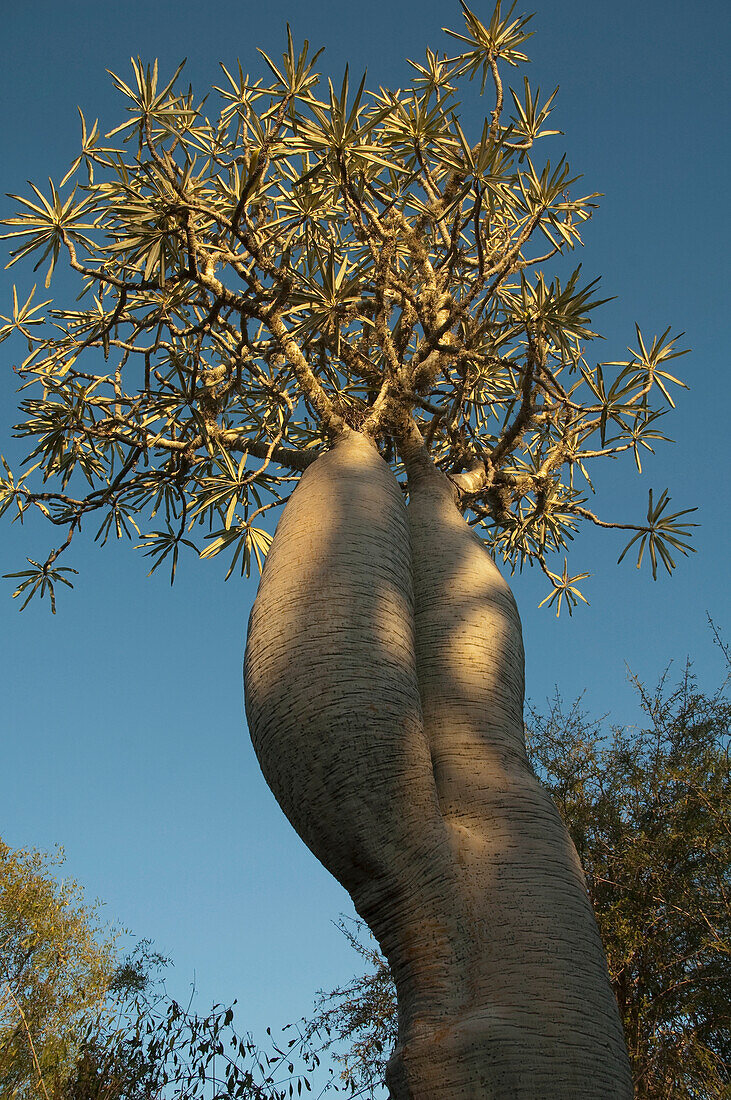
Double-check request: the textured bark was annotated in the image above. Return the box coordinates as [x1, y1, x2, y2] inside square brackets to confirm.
[245, 428, 633, 1099]
[402, 449, 633, 1098]
[244, 431, 471, 1055]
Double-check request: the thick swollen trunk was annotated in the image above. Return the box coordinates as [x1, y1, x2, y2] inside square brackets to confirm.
[402, 451, 633, 1098]
[245, 430, 633, 1098]
[244, 431, 471, 1051]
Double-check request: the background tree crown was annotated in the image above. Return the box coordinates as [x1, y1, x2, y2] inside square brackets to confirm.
[0, 1, 696, 611]
[0, 841, 117, 1099]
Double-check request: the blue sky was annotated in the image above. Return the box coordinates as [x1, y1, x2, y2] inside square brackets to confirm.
[1, 0, 729, 1077]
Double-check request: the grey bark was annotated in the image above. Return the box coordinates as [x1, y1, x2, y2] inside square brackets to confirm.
[402, 446, 633, 1097]
[244, 431, 471, 1046]
[244, 430, 633, 1098]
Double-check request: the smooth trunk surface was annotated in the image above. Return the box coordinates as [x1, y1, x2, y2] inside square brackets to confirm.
[404, 456, 633, 1098]
[244, 431, 471, 1048]
[245, 431, 632, 1098]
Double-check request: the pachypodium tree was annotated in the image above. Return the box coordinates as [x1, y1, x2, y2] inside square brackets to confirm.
[0, 3, 696, 1096]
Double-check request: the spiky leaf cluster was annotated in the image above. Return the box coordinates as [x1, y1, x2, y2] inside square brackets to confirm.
[0, 2, 696, 609]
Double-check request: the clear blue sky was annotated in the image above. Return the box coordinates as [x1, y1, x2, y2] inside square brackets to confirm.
[1, 0, 729, 1077]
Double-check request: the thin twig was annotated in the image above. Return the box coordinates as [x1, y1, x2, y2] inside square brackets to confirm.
[4, 982, 51, 1100]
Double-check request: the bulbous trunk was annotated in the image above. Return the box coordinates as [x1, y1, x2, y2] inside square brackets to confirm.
[402, 452, 633, 1098]
[244, 431, 471, 1052]
[245, 428, 633, 1098]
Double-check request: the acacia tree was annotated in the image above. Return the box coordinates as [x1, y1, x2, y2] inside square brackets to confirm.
[0, 3, 697, 1096]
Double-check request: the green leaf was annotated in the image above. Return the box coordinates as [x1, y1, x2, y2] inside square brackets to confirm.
[617, 489, 698, 580]
[4, 559, 79, 613]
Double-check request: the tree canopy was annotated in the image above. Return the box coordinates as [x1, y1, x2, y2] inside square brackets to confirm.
[0, 1, 696, 612]
[0, 840, 117, 1099]
[529, 660, 731, 1097]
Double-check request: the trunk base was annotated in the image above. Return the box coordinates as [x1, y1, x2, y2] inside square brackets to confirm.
[386, 1010, 634, 1099]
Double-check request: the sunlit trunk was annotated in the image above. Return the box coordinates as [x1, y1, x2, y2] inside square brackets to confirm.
[244, 428, 633, 1099]
[402, 442, 633, 1098]
[244, 431, 471, 1062]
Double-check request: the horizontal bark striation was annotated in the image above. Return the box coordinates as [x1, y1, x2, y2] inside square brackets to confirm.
[244, 431, 471, 1040]
[402, 456, 633, 1098]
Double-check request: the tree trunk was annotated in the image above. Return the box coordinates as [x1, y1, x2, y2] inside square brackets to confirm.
[400, 440, 633, 1098]
[245, 429, 633, 1098]
[244, 431, 472, 1058]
